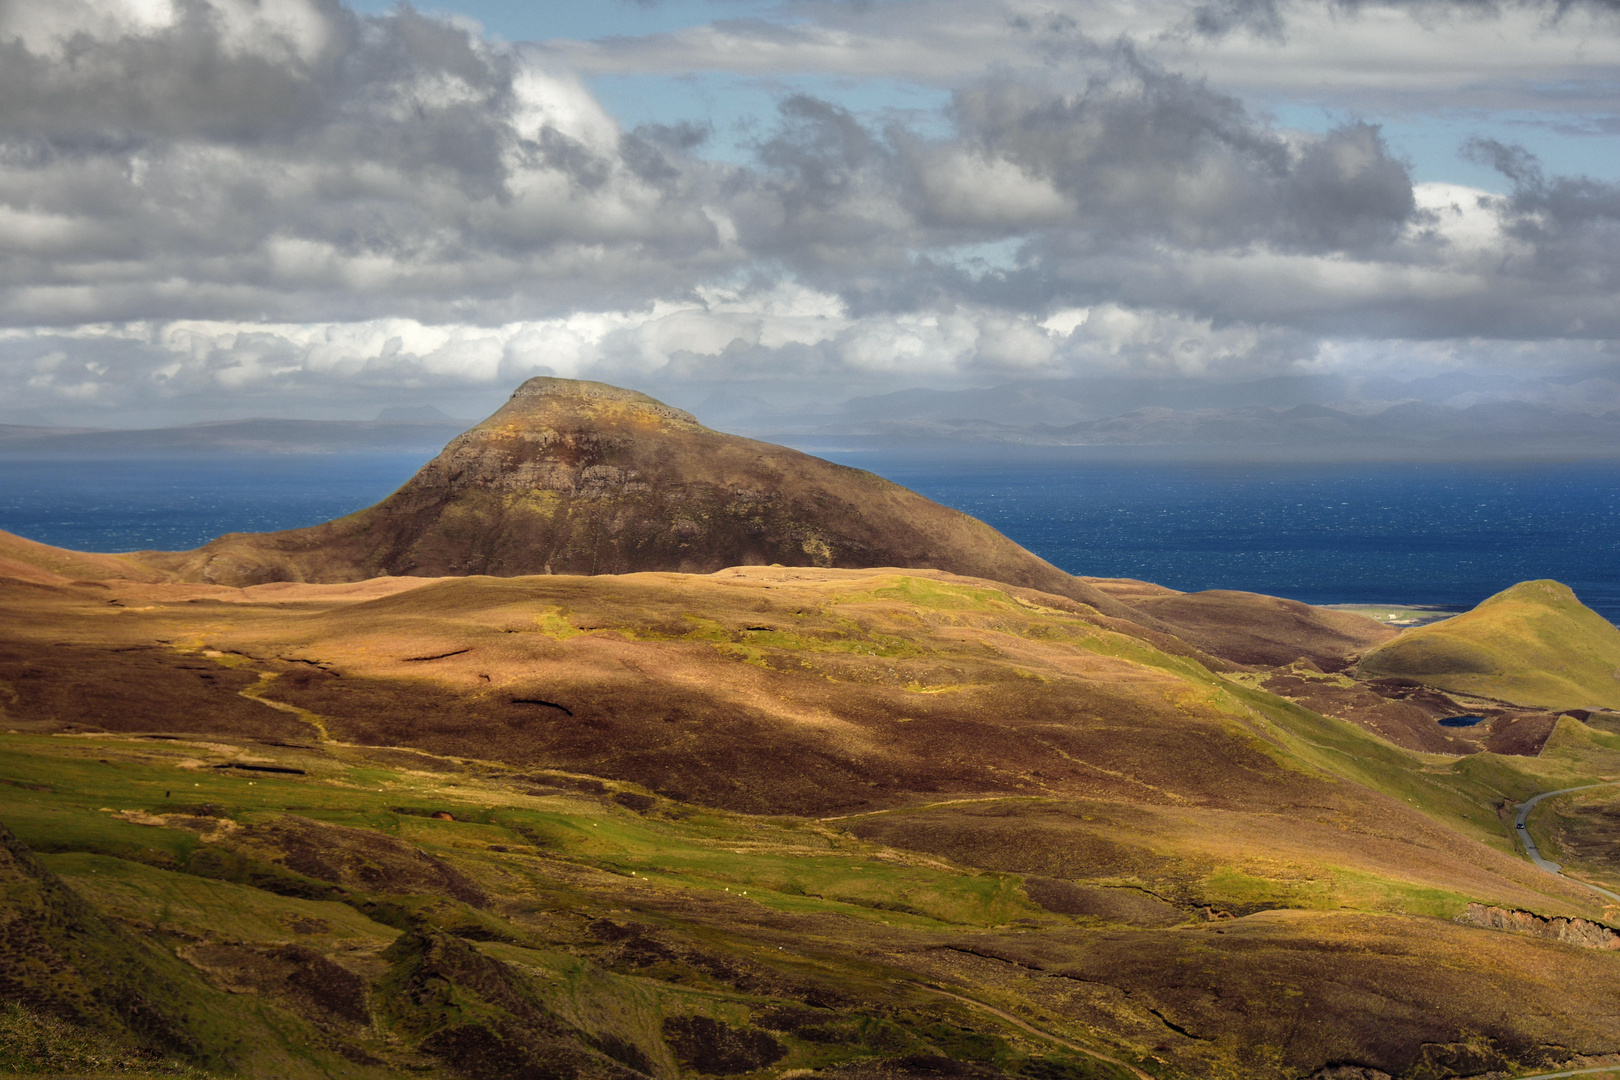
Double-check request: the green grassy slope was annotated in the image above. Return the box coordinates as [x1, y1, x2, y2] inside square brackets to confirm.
[0, 734, 1161, 1080]
[1358, 580, 1620, 710]
[2, 721, 1619, 1080]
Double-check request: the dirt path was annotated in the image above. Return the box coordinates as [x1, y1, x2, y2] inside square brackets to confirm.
[238, 673, 331, 742]
[819, 795, 1038, 823]
[909, 982, 1154, 1080]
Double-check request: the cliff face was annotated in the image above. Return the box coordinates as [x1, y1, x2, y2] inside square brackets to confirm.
[136, 378, 1131, 614]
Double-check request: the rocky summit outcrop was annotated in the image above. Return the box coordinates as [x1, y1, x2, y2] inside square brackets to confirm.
[133, 378, 1131, 614]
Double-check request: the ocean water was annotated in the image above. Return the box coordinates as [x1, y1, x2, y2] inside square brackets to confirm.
[821, 454, 1620, 625]
[1, 454, 1616, 624]
[0, 455, 427, 554]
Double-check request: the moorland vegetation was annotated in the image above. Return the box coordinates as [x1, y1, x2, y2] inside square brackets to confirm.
[2, 378, 1619, 1080]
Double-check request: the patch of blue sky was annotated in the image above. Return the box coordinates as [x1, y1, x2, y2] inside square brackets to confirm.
[926, 237, 1027, 275]
[590, 72, 953, 163]
[343, 0, 761, 43]
[1265, 102, 1620, 191]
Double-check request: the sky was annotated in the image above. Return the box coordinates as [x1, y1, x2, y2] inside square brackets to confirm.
[1, 0, 1618, 425]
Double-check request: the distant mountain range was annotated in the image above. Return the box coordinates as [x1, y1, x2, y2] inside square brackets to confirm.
[701, 371, 1620, 460]
[796, 399, 1620, 459]
[4, 372, 1617, 459]
[0, 411, 470, 457]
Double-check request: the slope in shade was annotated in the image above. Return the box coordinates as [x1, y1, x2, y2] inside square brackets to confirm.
[133, 378, 1129, 615]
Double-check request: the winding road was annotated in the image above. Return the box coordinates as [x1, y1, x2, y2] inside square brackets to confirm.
[1513, 782, 1620, 905]
[1436, 785, 1620, 1080]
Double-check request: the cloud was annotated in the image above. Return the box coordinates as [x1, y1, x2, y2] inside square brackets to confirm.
[1187, 0, 1620, 42]
[0, 0, 736, 327]
[947, 68, 1416, 253]
[546, 0, 1620, 114]
[1455, 138, 1620, 331]
[705, 55, 1421, 320]
[1, 0, 1618, 423]
[0, 283, 1325, 418]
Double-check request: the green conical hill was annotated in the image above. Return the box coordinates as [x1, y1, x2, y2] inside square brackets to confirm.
[132, 377, 1135, 617]
[1357, 579, 1620, 710]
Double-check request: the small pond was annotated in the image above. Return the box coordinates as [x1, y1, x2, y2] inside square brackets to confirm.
[1438, 715, 1487, 728]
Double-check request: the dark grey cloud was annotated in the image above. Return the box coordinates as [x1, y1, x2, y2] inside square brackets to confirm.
[732, 64, 1619, 344]
[717, 54, 1419, 324]
[1187, 0, 1620, 40]
[949, 65, 1415, 253]
[1464, 137, 1620, 313]
[734, 94, 914, 275]
[0, 0, 356, 143]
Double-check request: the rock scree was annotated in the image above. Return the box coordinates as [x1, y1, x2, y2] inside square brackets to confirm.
[1456, 902, 1620, 950]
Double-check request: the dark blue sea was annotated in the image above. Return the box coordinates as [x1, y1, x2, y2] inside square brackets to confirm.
[0, 455, 426, 555]
[1, 454, 1616, 624]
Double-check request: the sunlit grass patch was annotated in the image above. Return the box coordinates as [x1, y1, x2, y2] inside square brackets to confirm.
[1360, 580, 1620, 711]
[44, 852, 399, 944]
[1193, 864, 1476, 919]
[534, 607, 586, 639]
[0, 733, 1041, 933]
[869, 577, 1025, 612]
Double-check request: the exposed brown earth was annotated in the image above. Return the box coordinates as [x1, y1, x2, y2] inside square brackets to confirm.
[179, 941, 373, 1028]
[1251, 670, 1565, 755]
[0, 633, 311, 742]
[1455, 902, 1620, 949]
[1254, 670, 1478, 753]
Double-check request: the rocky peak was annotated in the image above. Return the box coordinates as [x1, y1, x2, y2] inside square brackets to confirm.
[480, 377, 700, 433]
[135, 377, 1141, 623]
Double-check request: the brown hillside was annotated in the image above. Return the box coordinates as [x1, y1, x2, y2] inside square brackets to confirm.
[1086, 579, 1396, 670]
[131, 378, 1134, 618]
[5, 565, 1620, 1079]
[0, 529, 167, 586]
[0, 565, 1588, 916]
